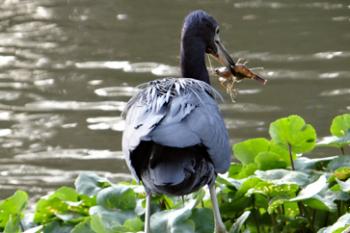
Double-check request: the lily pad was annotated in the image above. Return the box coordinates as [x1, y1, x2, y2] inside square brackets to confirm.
[255, 169, 309, 186]
[71, 218, 95, 233]
[330, 113, 350, 137]
[233, 138, 270, 165]
[303, 193, 336, 212]
[4, 215, 21, 233]
[255, 151, 287, 170]
[269, 115, 317, 153]
[294, 156, 337, 170]
[0, 190, 28, 229]
[75, 172, 111, 197]
[42, 221, 73, 233]
[96, 186, 136, 210]
[229, 211, 250, 233]
[317, 213, 350, 233]
[317, 134, 350, 149]
[191, 208, 214, 233]
[336, 179, 350, 192]
[290, 175, 328, 202]
[150, 206, 194, 233]
[90, 206, 139, 233]
[327, 156, 350, 171]
[334, 167, 350, 180]
[34, 187, 83, 224]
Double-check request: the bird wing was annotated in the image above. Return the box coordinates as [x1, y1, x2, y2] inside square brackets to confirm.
[149, 89, 231, 173]
[122, 78, 231, 180]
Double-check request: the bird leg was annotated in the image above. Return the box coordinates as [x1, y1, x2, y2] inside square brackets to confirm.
[209, 184, 227, 233]
[145, 193, 151, 233]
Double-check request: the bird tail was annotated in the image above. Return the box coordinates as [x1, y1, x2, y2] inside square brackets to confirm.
[141, 143, 215, 196]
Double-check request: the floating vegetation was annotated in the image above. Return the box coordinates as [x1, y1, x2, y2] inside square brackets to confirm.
[0, 114, 350, 233]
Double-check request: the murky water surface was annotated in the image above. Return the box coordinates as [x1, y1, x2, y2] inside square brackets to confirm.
[0, 0, 349, 198]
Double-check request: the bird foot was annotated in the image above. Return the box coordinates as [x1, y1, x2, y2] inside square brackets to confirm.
[215, 227, 228, 233]
[215, 223, 228, 233]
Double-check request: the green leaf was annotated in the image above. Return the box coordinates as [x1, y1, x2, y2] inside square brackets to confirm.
[42, 222, 73, 233]
[0, 190, 28, 228]
[269, 142, 293, 165]
[331, 114, 350, 137]
[255, 169, 309, 186]
[317, 135, 350, 148]
[236, 177, 263, 197]
[268, 197, 296, 215]
[317, 213, 350, 233]
[233, 138, 270, 165]
[191, 208, 214, 233]
[334, 167, 350, 180]
[51, 187, 78, 202]
[246, 182, 299, 204]
[303, 196, 335, 212]
[229, 211, 250, 233]
[96, 185, 136, 210]
[4, 215, 21, 233]
[234, 163, 258, 179]
[123, 217, 144, 232]
[336, 179, 350, 192]
[269, 115, 317, 153]
[34, 187, 82, 224]
[150, 206, 195, 233]
[294, 156, 337, 170]
[71, 218, 95, 233]
[255, 151, 287, 170]
[290, 175, 328, 202]
[90, 206, 137, 233]
[75, 172, 111, 197]
[228, 163, 243, 177]
[328, 156, 350, 171]
[289, 175, 342, 212]
[333, 226, 350, 233]
[90, 214, 107, 233]
[23, 225, 43, 233]
[318, 114, 350, 149]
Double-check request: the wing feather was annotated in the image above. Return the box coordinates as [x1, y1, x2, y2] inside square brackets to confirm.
[122, 78, 231, 180]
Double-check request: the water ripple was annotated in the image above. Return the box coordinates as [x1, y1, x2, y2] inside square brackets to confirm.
[233, 1, 345, 10]
[320, 88, 350, 97]
[0, 101, 126, 112]
[75, 61, 179, 76]
[95, 86, 140, 97]
[87, 116, 125, 131]
[225, 118, 265, 129]
[234, 50, 350, 62]
[221, 103, 281, 113]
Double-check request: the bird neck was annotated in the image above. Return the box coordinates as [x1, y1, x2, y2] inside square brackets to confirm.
[180, 37, 210, 84]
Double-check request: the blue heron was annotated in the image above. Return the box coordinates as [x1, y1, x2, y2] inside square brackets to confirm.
[122, 10, 253, 233]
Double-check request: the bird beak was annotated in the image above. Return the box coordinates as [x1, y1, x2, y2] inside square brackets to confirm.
[211, 38, 266, 84]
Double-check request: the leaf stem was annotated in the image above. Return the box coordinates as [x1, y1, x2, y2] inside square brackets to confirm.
[337, 201, 341, 217]
[288, 143, 295, 170]
[311, 209, 316, 232]
[252, 195, 261, 233]
[324, 212, 329, 227]
[340, 147, 345, 155]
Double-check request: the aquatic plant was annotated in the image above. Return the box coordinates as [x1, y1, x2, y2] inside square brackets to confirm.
[1, 114, 349, 233]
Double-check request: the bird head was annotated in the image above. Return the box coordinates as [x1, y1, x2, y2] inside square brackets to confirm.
[182, 10, 265, 84]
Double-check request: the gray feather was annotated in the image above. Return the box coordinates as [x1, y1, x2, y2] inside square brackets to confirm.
[122, 78, 231, 180]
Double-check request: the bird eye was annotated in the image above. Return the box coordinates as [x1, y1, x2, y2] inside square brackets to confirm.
[216, 27, 220, 34]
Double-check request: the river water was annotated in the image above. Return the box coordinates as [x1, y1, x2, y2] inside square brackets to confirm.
[0, 0, 349, 198]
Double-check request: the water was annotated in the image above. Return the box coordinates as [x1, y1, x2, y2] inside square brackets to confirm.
[0, 0, 349, 199]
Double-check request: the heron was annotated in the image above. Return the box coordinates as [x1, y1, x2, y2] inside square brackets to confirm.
[122, 10, 257, 233]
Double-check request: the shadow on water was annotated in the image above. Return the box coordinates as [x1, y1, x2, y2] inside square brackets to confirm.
[0, 0, 349, 198]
